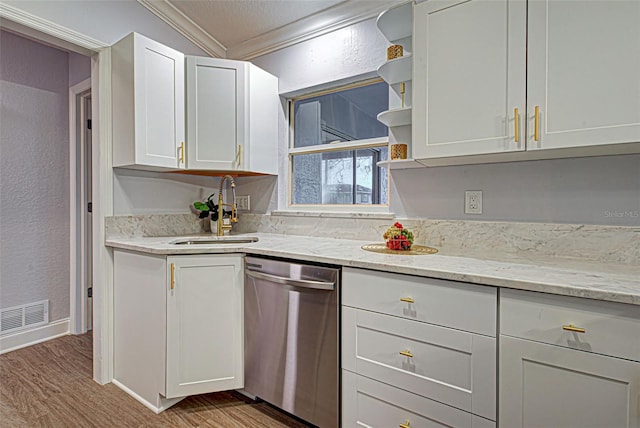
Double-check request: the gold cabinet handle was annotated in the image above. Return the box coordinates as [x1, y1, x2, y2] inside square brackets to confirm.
[400, 82, 406, 108]
[178, 142, 185, 164]
[399, 350, 413, 358]
[514, 107, 520, 143]
[400, 297, 414, 304]
[399, 420, 411, 428]
[562, 324, 585, 333]
[235, 144, 242, 168]
[170, 263, 175, 290]
[534, 105, 540, 142]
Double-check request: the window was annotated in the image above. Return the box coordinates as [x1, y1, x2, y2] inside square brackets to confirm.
[289, 80, 389, 208]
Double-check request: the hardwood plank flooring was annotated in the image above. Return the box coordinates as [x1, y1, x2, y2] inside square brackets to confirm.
[0, 333, 312, 427]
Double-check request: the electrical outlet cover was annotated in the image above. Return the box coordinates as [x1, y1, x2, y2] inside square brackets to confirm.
[465, 191, 482, 214]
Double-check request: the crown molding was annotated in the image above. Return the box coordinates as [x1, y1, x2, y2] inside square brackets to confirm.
[137, 0, 226, 58]
[227, 0, 407, 60]
[0, 2, 107, 53]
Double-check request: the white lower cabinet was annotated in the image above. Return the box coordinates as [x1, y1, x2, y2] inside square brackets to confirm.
[342, 268, 497, 426]
[500, 289, 640, 428]
[114, 250, 243, 412]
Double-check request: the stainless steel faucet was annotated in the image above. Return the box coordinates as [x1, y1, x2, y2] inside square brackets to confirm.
[217, 175, 238, 236]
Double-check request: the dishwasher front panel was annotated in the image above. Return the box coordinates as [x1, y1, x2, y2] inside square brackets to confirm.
[244, 257, 339, 428]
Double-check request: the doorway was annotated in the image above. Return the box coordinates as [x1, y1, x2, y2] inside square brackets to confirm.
[70, 79, 92, 334]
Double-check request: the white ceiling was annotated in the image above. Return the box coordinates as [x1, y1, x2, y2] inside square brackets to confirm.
[138, 0, 404, 60]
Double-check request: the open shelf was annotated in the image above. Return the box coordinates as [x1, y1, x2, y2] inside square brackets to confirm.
[377, 107, 412, 127]
[377, 159, 424, 169]
[376, 2, 413, 43]
[377, 55, 412, 85]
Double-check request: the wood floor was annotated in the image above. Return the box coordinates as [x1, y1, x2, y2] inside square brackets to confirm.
[0, 333, 312, 427]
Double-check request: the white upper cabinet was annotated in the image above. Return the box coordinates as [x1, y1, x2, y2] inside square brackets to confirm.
[112, 33, 185, 169]
[527, 0, 640, 151]
[413, 0, 640, 164]
[413, 0, 526, 160]
[186, 56, 278, 174]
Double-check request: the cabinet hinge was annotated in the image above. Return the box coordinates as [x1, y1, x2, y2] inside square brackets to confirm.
[87, 287, 93, 298]
[87, 119, 92, 130]
[87, 202, 92, 213]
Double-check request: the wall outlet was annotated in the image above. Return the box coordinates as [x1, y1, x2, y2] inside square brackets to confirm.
[465, 191, 482, 214]
[236, 195, 250, 211]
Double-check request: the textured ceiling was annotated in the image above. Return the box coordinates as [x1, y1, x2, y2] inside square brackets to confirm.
[167, 0, 346, 49]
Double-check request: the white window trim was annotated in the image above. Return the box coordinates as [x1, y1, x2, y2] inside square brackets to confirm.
[286, 78, 392, 213]
[288, 138, 391, 212]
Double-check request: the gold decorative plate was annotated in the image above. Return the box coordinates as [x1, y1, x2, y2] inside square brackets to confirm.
[361, 243, 439, 255]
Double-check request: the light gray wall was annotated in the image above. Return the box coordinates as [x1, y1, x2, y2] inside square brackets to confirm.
[391, 154, 640, 226]
[68, 51, 91, 87]
[3, 0, 208, 55]
[113, 169, 221, 216]
[249, 18, 640, 226]
[0, 30, 70, 320]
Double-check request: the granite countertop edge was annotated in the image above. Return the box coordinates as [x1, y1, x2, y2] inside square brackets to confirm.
[105, 233, 640, 306]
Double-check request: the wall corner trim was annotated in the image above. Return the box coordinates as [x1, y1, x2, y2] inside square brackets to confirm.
[0, 2, 108, 52]
[0, 318, 70, 354]
[136, 0, 226, 58]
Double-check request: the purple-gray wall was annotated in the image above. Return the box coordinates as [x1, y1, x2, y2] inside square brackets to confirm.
[0, 30, 74, 321]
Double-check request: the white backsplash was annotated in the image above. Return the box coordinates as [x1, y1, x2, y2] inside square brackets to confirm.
[105, 213, 639, 266]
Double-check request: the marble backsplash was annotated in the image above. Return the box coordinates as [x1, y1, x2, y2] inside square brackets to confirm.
[106, 212, 639, 266]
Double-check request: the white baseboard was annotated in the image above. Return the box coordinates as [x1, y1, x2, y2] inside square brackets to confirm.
[112, 379, 184, 414]
[0, 318, 70, 354]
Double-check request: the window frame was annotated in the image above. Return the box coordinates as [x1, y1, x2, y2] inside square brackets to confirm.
[287, 78, 390, 212]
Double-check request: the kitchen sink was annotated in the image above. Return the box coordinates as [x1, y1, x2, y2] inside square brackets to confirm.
[170, 236, 259, 245]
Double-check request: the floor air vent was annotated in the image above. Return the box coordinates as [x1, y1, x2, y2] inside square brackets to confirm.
[1, 300, 49, 335]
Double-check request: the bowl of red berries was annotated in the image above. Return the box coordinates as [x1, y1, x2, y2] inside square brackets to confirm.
[383, 222, 414, 250]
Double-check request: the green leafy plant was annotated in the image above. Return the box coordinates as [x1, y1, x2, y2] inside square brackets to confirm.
[194, 193, 219, 221]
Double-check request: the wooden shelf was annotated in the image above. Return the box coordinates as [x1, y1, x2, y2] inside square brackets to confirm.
[377, 107, 412, 127]
[376, 2, 413, 43]
[377, 55, 412, 85]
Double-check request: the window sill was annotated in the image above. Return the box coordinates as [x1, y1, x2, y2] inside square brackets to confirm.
[271, 210, 395, 220]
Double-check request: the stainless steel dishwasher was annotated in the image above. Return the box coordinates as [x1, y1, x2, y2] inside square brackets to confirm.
[244, 256, 340, 428]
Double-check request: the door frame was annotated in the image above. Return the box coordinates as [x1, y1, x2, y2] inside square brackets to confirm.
[69, 78, 92, 335]
[1, 4, 114, 384]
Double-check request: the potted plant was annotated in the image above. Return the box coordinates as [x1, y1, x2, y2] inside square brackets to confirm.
[194, 193, 219, 231]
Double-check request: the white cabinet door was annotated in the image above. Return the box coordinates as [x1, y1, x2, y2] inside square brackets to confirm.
[112, 33, 185, 169]
[165, 255, 244, 398]
[527, 0, 640, 151]
[186, 57, 245, 170]
[413, 0, 526, 159]
[500, 335, 640, 428]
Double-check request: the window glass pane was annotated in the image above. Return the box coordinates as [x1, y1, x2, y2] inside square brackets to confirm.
[292, 147, 388, 205]
[293, 81, 389, 148]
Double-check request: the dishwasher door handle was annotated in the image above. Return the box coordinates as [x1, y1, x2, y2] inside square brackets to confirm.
[246, 269, 335, 291]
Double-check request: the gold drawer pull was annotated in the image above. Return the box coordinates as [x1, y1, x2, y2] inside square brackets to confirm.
[534, 105, 540, 142]
[399, 420, 411, 428]
[400, 297, 414, 304]
[514, 107, 520, 143]
[170, 263, 175, 290]
[562, 324, 585, 333]
[235, 144, 242, 168]
[178, 141, 185, 164]
[399, 350, 413, 358]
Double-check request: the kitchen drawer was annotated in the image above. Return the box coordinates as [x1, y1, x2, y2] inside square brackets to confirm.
[342, 370, 496, 428]
[342, 306, 496, 421]
[342, 267, 496, 336]
[501, 289, 640, 362]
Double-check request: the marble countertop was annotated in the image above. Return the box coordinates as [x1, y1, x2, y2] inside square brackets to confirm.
[106, 233, 640, 306]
